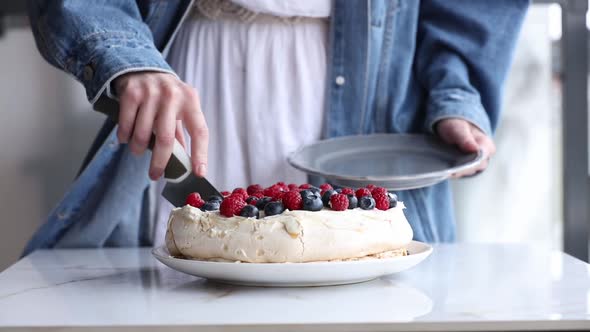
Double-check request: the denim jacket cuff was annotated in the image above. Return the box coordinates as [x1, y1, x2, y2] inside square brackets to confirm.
[103, 67, 179, 102]
[424, 89, 493, 137]
[72, 39, 176, 103]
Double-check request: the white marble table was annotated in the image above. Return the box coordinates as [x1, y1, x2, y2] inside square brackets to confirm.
[0, 244, 589, 331]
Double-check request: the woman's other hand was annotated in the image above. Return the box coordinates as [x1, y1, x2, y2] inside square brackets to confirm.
[435, 118, 496, 178]
[113, 72, 208, 180]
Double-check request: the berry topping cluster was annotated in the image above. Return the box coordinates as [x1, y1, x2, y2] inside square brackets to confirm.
[185, 182, 398, 218]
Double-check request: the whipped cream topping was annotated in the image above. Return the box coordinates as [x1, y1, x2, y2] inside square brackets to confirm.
[166, 203, 413, 263]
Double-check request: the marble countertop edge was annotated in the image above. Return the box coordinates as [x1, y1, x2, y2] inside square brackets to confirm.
[1, 320, 589, 332]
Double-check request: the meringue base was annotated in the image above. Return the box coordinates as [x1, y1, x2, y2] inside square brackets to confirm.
[165, 203, 413, 263]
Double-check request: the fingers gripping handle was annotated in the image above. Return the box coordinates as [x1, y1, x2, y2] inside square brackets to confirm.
[93, 96, 192, 182]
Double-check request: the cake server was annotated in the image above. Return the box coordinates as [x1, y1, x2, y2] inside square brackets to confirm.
[93, 96, 222, 206]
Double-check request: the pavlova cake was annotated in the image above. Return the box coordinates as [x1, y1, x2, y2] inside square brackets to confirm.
[165, 182, 413, 263]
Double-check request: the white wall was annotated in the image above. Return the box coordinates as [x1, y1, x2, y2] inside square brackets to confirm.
[0, 28, 103, 271]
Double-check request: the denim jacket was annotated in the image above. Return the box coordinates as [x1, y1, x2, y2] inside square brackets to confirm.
[23, 0, 528, 255]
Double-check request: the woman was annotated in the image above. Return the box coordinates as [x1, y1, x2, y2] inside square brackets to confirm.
[23, 0, 528, 254]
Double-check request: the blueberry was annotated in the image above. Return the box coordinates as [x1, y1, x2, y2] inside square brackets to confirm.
[335, 188, 342, 193]
[302, 191, 323, 211]
[207, 195, 223, 203]
[347, 194, 358, 209]
[264, 201, 285, 216]
[387, 192, 398, 208]
[201, 201, 220, 211]
[308, 186, 321, 194]
[299, 189, 315, 199]
[256, 197, 272, 210]
[239, 205, 260, 218]
[321, 189, 337, 207]
[246, 196, 259, 205]
[359, 196, 376, 210]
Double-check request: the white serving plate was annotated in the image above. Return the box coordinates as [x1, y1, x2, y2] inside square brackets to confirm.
[152, 240, 432, 287]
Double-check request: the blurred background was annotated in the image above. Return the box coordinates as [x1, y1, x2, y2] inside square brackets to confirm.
[0, 1, 588, 270]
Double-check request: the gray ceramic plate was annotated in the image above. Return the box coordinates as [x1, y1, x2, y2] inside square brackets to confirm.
[287, 134, 484, 190]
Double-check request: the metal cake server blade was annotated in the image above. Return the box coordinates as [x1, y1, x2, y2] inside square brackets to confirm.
[93, 96, 221, 206]
[162, 173, 221, 207]
[156, 138, 222, 206]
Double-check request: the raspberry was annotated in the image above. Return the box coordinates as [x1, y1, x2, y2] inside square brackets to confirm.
[272, 191, 285, 201]
[247, 184, 263, 195]
[288, 183, 299, 191]
[282, 190, 303, 210]
[329, 193, 349, 211]
[299, 183, 312, 189]
[262, 184, 284, 201]
[275, 182, 288, 191]
[263, 184, 283, 198]
[251, 192, 264, 199]
[185, 192, 205, 208]
[366, 184, 376, 190]
[221, 191, 231, 197]
[220, 196, 246, 217]
[340, 187, 354, 196]
[232, 188, 249, 201]
[371, 187, 388, 196]
[229, 193, 246, 202]
[355, 188, 372, 199]
[373, 192, 390, 211]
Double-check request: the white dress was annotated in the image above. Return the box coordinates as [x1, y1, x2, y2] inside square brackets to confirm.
[154, 0, 330, 246]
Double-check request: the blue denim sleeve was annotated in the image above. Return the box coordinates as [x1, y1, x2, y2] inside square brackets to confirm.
[27, 0, 177, 103]
[415, 0, 529, 136]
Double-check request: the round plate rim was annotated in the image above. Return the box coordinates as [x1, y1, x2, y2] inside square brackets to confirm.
[151, 240, 433, 267]
[287, 133, 484, 182]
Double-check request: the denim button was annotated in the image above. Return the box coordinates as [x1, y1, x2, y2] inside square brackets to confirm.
[447, 93, 464, 101]
[83, 65, 94, 81]
[335, 76, 345, 86]
[57, 210, 69, 220]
